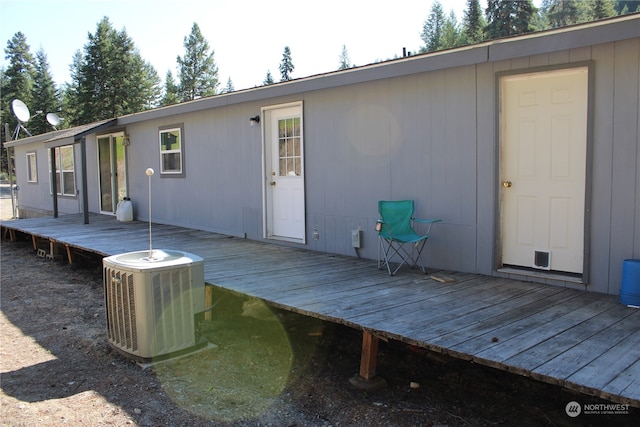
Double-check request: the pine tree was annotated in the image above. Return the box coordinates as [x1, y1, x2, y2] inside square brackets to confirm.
[421, 1, 446, 52]
[279, 46, 294, 81]
[615, 0, 640, 14]
[2, 32, 35, 141]
[223, 77, 234, 93]
[486, 0, 537, 39]
[514, 0, 538, 33]
[129, 55, 161, 111]
[31, 49, 60, 134]
[263, 70, 274, 85]
[486, 0, 515, 38]
[61, 51, 82, 126]
[1, 31, 37, 175]
[462, 0, 486, 44]
[79, 18, 115, 122]
[107, 29, 160, 115]
[177, 23, 219, 101]
[338, 45, 352, 70]
[545, 0, 581, 27]
[160, 71, 180, 106]
[590, 0, 617, 19]
[440, 11, 463, 49]
[69, 17, 161, 125]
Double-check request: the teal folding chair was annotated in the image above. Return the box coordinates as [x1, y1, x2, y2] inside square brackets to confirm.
[377, 200, 440, 275]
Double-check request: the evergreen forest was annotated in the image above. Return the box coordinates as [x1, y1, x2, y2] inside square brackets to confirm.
[1, 0, 637, 156]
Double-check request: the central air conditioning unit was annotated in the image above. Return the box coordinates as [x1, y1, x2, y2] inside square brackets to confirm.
[103, 249, 206, 362]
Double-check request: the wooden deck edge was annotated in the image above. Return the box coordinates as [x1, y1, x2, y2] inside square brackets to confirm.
[210, 287, 640, 411]
[470, 355, 640, 409]
[1, 224, 108, 264]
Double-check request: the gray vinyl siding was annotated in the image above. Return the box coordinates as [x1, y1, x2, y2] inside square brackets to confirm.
[298, 67, 479, 272]
[116, 106, 267, 237]
[12, 142, 84, 218]
[120, 38, 636, 295]
[608, 38, 640, 294]
[8, 17, 640, 295]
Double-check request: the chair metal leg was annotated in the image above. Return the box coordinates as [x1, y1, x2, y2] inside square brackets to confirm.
[379, 238, 429, 275]
[379, 237, 394, 275]
[380, 239, 413, 276]
[411, 240, 428, 273]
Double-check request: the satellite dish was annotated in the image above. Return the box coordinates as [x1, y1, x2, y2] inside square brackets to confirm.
[46, 113, 62, 127]
[11, 99, 31, 122]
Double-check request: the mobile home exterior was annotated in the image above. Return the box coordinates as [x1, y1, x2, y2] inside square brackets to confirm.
[7, 15, 640, 296]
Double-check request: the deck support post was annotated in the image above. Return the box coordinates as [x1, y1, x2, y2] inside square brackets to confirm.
[49, 147, 58, 218]
[204, 284, 213, 321]
[64, 244, 74, 264]
[45, 240, 62, 261]
[349, 330, 387, 391]
[80, 136, 90, 225]
[360, 330, 379, 380]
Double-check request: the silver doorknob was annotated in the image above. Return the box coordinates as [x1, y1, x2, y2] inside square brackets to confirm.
[502, 181, 512, 188]
[270, 182, 276, 187]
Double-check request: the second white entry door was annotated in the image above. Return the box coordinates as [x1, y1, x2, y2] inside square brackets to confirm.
[500, 67, 588, 274]
[264, 103, 305, 242]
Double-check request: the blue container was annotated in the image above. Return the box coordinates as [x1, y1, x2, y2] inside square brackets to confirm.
[620, 259, 640, 307]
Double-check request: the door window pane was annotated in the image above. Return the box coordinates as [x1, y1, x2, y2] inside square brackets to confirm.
[278, 117, 301, 176]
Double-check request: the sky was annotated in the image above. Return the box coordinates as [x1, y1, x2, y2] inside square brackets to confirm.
[1, 0, 540, 92]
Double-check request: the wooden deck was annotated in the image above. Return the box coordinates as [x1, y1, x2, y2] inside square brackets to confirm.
[2, 213, 640, 407]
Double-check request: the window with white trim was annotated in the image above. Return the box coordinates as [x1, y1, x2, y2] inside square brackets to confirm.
[26, 152, 37, 183]
[159, 126, 183, 175]
[49, 145, 76, 196]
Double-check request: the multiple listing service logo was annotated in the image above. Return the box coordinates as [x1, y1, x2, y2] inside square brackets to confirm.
[566, 401, 630, 418]
[565, 401, 581, 418]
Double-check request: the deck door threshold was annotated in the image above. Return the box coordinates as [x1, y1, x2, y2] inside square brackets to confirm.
[497, 266, 585, 285]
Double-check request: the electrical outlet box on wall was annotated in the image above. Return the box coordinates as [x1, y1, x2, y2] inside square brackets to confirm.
[351, 228, 362, 248]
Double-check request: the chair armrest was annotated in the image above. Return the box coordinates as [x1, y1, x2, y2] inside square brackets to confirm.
[413, 219, 442, 224]
[412, 218, 441, 235]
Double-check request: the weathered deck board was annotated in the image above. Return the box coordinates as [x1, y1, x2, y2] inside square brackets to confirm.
[2, 213, 639, 408]
[602, 359, 640, 400]
[474, 296, 617, 369]
[453, 290, 599, 357]
[424, 286, 573, 351]
[505, 302, 634, 376]
[567, 329, 640, 392]
[532, 308, 640, 380]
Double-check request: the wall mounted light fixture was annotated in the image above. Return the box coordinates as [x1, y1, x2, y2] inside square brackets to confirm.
[249, 115, 260, 126]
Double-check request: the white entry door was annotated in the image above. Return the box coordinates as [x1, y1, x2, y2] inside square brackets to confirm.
[500, 68, 588, 274]
[264, 103, 305, 242]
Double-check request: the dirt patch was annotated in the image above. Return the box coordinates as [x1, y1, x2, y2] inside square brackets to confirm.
[1, 235, 638, 426]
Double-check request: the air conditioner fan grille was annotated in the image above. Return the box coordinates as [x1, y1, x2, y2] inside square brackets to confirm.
[105, 267, 138, 352]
